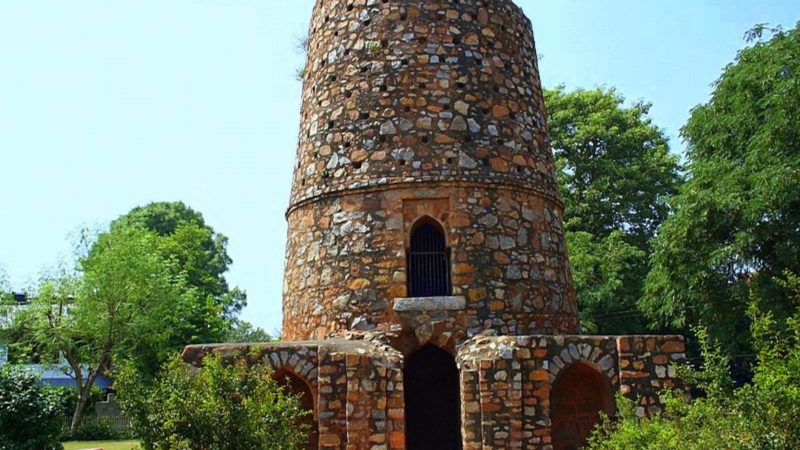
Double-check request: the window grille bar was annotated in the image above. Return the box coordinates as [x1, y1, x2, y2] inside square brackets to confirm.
[408, 223, 452, 297]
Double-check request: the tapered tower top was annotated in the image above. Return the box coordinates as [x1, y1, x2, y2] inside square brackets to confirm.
[283, 0, 577, 344]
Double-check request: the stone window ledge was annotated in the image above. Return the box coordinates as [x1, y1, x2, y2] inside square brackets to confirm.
[393, 296, 466, 312]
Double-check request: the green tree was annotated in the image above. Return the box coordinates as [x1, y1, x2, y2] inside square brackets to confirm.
[567, 231, 648, 334]
[224, 319, 274, 344]
[116, 354, 308, 450]
[588, 272, 800, 450]
[545, 87, 682, 334]
[12, 228, 205, 436]
[0, 365, 64, 450]
[107, 201, 246, 321]
[643, 24, 800, 354]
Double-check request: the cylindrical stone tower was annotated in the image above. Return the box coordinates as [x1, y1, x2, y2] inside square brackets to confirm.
[283, 0, 577, 341]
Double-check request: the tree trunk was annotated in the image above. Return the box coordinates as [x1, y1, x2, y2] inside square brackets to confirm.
[68, 359, 106, 437]
[69, 387, 92, 437]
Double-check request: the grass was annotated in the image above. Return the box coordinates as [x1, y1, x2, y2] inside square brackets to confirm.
[62, 441, 140, 450]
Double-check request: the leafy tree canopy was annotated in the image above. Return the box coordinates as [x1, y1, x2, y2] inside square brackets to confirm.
[224, 319, 274, 344]
[0, 266, 12, 304]
[643, 24, 800, 354]
[567, 231, 648, 334]
[546, 86, 681, 249]
[106, 201, 246, 320]
[545, 87, 681, 334]
[10, 227, 213, 436]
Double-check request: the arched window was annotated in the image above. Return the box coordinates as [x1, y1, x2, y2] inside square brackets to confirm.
[274, 370, 319, 450]
[551, 362, 613, 450]
[407, 219, 452, 297]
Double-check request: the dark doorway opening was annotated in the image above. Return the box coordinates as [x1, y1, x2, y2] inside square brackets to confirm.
[551, 362, 613, 450]
[275, 370, 319, 450]
[404, 345, 462, 450]
[407, 220, 452, 297]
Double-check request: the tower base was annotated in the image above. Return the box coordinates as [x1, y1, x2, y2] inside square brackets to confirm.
[182, 333, 685, 450]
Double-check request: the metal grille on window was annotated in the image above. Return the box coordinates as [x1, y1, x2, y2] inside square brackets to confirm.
[408, 222, 452, 297]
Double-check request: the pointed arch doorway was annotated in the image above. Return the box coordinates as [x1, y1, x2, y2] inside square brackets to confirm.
[403, 345, 463, 450]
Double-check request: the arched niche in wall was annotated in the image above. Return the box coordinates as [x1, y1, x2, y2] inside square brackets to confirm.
[274, 369, 319, 450]
[551, 361, 613, 450]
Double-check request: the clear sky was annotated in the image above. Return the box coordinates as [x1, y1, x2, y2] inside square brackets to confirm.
[1, 1, 798, 335]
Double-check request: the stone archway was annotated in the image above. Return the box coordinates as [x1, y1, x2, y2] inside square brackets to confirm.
[404, 344, 463, 450]
[274, 370, 319, 450]
[551, 361, 613, 450]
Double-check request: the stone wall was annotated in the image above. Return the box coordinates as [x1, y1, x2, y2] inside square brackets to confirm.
[283, 0, 578, 340]
[184, 335, 686, 450]
[457, 335, 687, 450]
[291, 0, 553, 205]
[284, 184, 577, 341]
[617, 336, 686, 418]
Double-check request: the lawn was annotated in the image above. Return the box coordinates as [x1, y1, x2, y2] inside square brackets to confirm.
[62, 441, 140, 450]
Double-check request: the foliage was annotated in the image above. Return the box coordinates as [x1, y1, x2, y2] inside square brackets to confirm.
[107, 201, 246, 322]
[0, 266, 10, 303]
[5, 203, 249, 437]
[0, 365, 64, 450]
[52, 385, 102, 419]
[1, 268, 14, 364]
[545, 86, 681, 334]
[224, 319, 274, 344]
[588, 273, 800, 450]
[643, 23, 800, 355]
[545, 86, 681, 249]
[567, 231, 648, 334]
[115, 354, 308, 450]
[66, 419, 121, 441]
[10, 227, 204, 436]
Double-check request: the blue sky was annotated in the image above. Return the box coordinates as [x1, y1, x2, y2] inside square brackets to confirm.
[1, 1, 798, 334]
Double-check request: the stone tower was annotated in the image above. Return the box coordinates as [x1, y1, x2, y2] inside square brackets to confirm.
[184, 2, 687, 449]
[283, 0, 578, 344]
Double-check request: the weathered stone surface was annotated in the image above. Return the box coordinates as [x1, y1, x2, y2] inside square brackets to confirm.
[283, 0, 577, 342]
[214, 1, 692, 449]
[393, 296, 466, 312]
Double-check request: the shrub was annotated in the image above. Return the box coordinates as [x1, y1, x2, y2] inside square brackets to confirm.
[588, 273, 800, 450]
[67, 418, 120, 441]
[0, 365, 63, 450]
[116, 354, 308, 450]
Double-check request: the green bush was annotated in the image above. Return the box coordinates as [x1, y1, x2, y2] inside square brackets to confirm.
[65, 418, 120, 441]
[115, 354, 309, 450]
[0, 365, 64, 450]
[588, 273, 800, 450]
